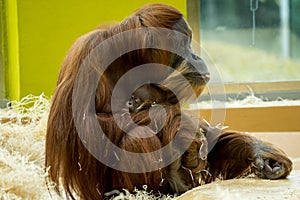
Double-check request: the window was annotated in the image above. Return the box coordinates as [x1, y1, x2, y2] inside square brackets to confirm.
[187, 0, 300, 132]
[199, 0, 300, 83]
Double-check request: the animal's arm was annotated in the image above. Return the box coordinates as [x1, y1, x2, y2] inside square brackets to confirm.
[206, 131, 293, 182]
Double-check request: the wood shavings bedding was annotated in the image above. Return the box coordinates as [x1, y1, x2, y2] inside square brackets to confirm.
[0, 94, 50, 199]
[190, 94, 300, 109]
[0, 94, 173, 200]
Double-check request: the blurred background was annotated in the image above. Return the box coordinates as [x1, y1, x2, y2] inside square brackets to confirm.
[200, 0, 300, 82]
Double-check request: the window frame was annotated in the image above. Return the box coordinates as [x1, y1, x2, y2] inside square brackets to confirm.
[0, 0, 7, 107]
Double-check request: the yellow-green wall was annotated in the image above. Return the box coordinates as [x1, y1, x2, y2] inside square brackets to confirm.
[2, 0, 186, 100]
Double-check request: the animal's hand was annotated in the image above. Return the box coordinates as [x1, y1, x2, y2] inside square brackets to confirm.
[253, 142, 293, 179]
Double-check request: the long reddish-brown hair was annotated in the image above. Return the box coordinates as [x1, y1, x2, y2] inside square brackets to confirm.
[46, 4, 202, 199]
[46, 3, 293, 200]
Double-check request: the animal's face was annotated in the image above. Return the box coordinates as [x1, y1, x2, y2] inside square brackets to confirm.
[168, 18, 210, 99]
[127, 84, 168, 112]
[123, 18, 210, 106]
[137, 17, 210, 103]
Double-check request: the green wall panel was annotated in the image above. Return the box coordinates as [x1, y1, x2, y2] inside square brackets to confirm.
[3, 0, 185, 100]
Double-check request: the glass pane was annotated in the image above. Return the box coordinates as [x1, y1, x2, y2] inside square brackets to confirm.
[200, 0, 300, 83]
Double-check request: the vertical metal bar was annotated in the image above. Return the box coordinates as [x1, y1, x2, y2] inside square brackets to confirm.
[280, 0, 290, 59]
[250, 0, 258, 46]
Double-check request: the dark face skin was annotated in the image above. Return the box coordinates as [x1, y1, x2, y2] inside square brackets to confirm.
[172, 18, 210, 85]
[127, 84, 169, 112]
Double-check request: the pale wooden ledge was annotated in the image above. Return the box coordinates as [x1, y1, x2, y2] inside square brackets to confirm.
[178, 170, 300, 200]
